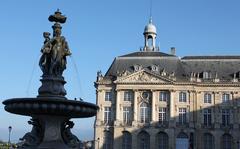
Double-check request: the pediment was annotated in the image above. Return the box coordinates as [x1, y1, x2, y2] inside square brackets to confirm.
[115, 70, 173, 84]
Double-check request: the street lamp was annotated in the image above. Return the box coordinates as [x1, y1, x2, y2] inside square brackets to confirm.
[8, 126, 12, 148]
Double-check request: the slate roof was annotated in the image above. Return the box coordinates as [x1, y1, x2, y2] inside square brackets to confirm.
[120, 51, 175, 57]
[104, 51, 240, 81]
[182, 56, 240, 60]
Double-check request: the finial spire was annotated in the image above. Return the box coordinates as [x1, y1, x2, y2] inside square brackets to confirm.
[149, 16, 153, 24]
[149, 0, 153, 22]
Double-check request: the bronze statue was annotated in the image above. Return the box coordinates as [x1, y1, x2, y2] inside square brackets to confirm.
[39, 10, 71, 77]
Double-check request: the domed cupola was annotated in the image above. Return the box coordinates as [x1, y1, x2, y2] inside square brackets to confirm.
[143, 17, 157, 51]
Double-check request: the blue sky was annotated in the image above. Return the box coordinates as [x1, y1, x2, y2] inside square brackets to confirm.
[0, 0, 240, 142]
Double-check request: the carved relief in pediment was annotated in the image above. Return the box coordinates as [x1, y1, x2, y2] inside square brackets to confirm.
[116, 71, 171, 83]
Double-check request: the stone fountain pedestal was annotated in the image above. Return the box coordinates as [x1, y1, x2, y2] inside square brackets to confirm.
[2, 10, 98, 149]
[3, 96, 98, 149]
[37, 116, 69, 149]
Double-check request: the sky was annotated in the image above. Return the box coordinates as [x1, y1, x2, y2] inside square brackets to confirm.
[0, 0, 240, 142]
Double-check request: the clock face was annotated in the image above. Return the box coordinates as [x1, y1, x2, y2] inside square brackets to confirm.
[142, 92, 149, 99]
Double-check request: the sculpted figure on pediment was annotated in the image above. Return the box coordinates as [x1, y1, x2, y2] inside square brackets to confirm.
[117, 70, 131, 77]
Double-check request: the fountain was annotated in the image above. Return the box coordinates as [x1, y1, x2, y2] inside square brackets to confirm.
[2, 10, 98, 149]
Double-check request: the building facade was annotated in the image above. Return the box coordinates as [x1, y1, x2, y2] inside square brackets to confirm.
[94, 19, 240, 149]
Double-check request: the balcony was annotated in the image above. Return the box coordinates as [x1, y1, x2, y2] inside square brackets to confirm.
[176, 122, 189, 128]
[156, 121, 169, 128]
[220, 124, 233, 129]
[201, 123, 214, 129]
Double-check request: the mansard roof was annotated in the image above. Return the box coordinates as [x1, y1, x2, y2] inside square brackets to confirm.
[104, 51, 240, 82]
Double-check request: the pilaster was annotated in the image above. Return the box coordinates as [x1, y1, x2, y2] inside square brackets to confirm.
[115, 90, 121, 126]
[133, 90, 138, 126]
[151, 90, 157, 122]
[169, 90, 176, 127]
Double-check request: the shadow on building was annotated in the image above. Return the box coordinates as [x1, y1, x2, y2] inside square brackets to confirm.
[94, 94, 240, 149]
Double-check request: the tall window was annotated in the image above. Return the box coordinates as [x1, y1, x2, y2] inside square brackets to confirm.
[122, 131, 132, 149]
[137, 131, 150, 149]
[222, 93, 230, 103]
[140, 102, 150, 123]
[158, 107, 167, 124]
[222, 109, 230, 126]
[222, 134, 233, 149]
[123, 107, 131, 125]
[103, 131, 112, 149]
[156, 132, 168, 149]
[124, 91, 133, 101]
[203, 109, 212, 126]
[104, 107, 111, 124]
[204, 93, 212, 103]
[179, 92, 187, 102]
[179, 108, 187, 124]
[105, 91, 112, 101]
[203, 133, 214, 149]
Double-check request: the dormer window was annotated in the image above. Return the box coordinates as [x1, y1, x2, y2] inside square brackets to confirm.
[203, 71, 211, 79]
[133, 65, 142, 72]
[151, 65, 158, 72]
[161, 69, 167, 76]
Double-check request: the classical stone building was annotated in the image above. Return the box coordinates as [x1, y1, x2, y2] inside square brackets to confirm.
[94, 19, 240, 149]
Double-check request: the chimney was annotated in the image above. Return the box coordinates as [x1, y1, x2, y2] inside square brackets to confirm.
[170, 47, 176, 55]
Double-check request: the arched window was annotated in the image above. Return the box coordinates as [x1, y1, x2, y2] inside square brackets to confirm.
[122, 131, 132, 149]
[147, 36, 153, 49]
[177, 132, 188, 138]
[156, 132, 168, 149]
[137, 131, 150, 149]
[140, 102, 150, 123]
[203, 133, 214, 149]
[222, 134, 233, 149]
[103, 131, 112, 149]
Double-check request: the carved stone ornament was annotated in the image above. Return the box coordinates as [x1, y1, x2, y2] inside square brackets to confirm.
[117, 70, 131, 77]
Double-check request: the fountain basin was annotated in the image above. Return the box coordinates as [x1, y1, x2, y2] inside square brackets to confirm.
[3, 97, 98, 118]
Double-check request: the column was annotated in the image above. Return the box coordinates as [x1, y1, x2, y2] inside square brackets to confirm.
[151, 90, 157, 122]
